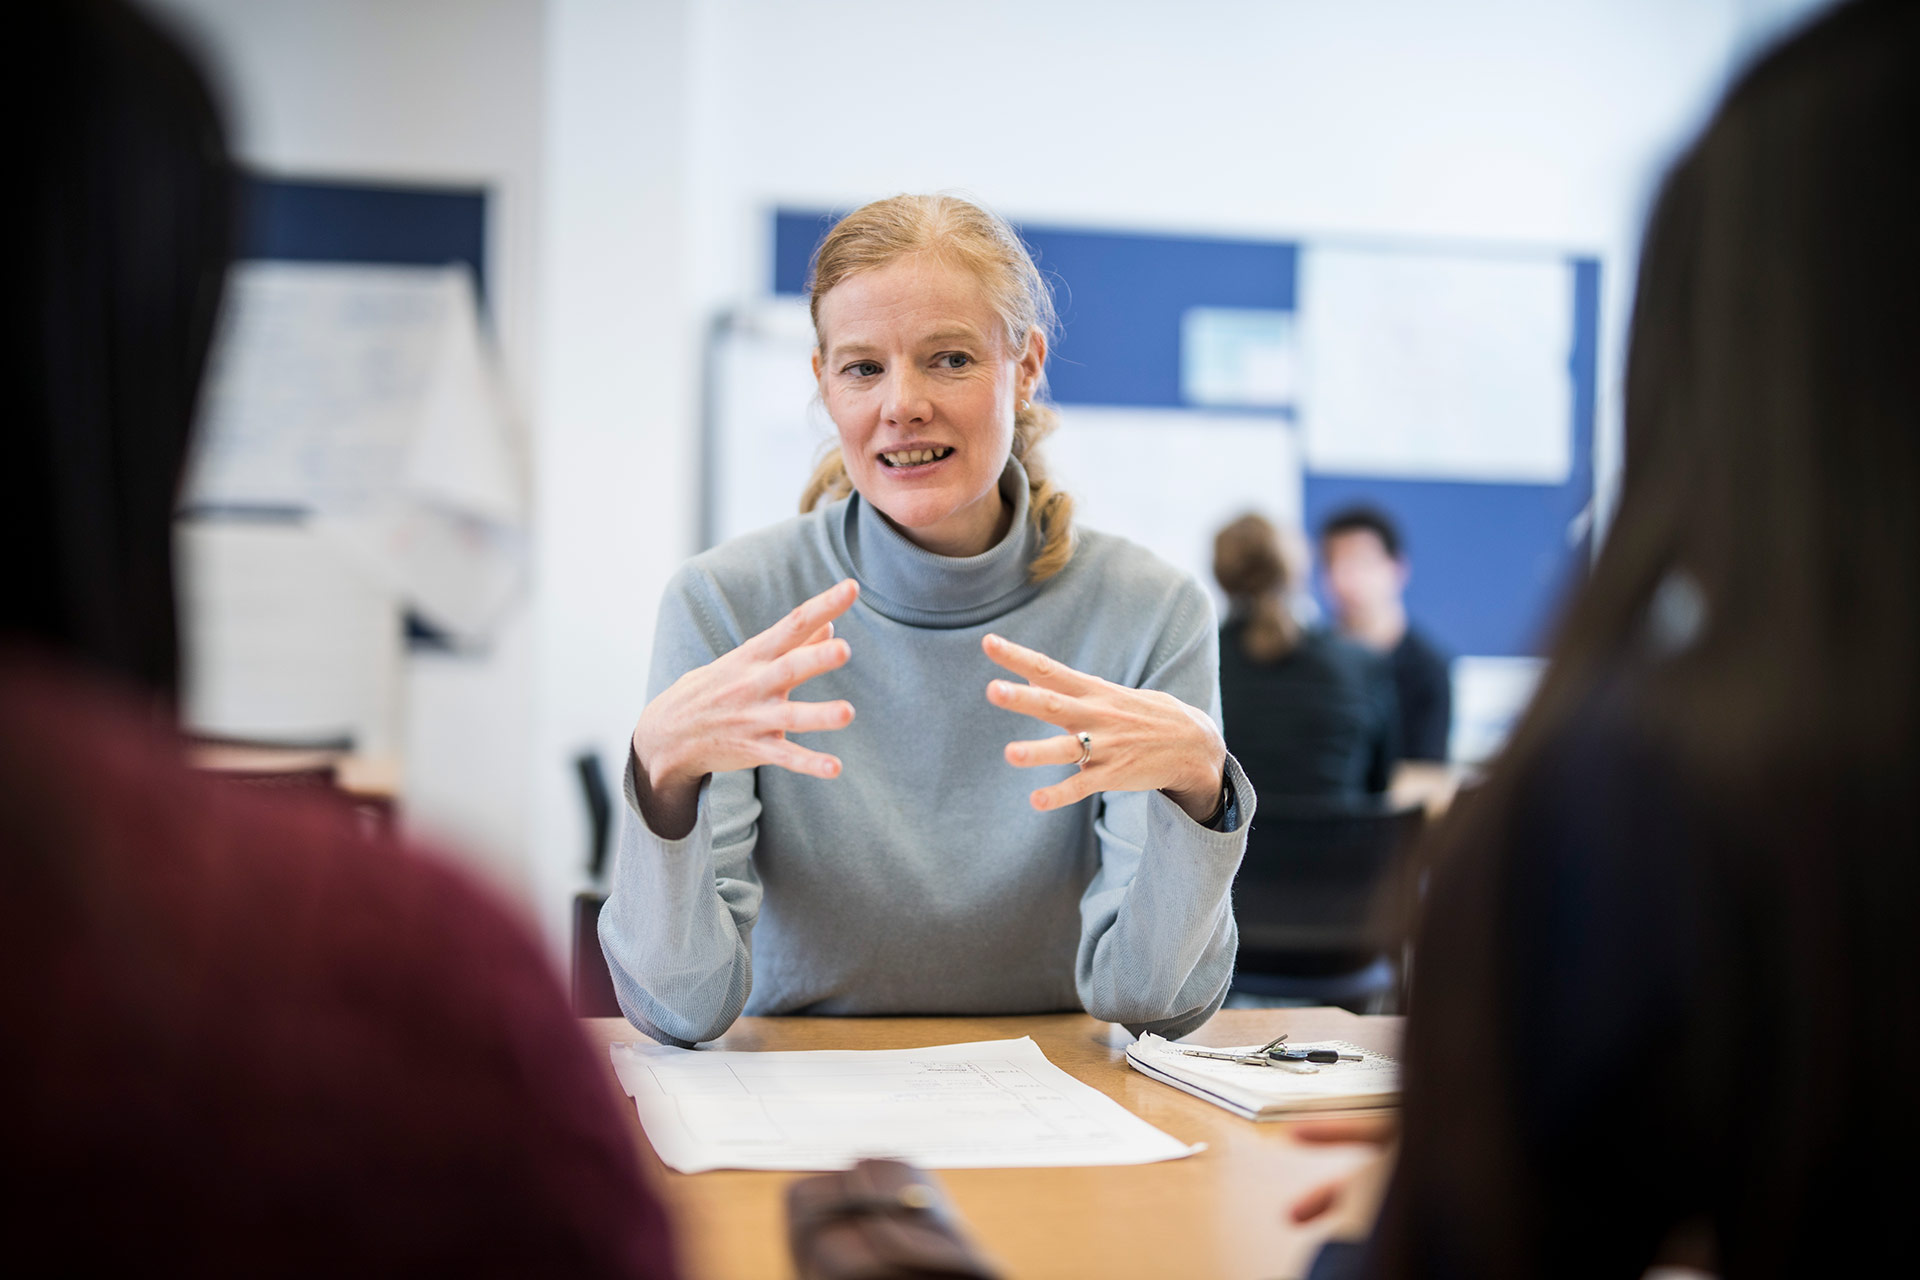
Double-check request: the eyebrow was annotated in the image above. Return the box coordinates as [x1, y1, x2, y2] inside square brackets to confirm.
[826, 326, 989, 358]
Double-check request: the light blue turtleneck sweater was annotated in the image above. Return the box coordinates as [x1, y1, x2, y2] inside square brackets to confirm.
[601, 463, 1253, 1046]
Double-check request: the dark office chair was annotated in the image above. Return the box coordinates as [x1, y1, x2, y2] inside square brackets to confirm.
[570, 750, 624, 1017]
[572, 890, 622, 1017]
[1231, 796, 1426, 1014]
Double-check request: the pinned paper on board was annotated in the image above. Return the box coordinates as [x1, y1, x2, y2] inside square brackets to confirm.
[1180, 306, 1298, 408]
[186, 262, 525, 644]
[1297, 247, 1575, 483]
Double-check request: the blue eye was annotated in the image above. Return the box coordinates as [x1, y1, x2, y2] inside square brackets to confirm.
[938, 352, 972, 369]
[844, 361, 881, 377]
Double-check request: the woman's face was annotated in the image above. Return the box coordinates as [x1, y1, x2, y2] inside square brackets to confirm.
[813, 254, 1043, 557]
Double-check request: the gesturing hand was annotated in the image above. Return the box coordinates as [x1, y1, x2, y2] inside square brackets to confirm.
[982, 633, 1228, 823]
[633, 579, 861, 838]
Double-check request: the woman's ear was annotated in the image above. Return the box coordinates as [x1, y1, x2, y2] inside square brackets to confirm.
[1017, 329, 1046, 401]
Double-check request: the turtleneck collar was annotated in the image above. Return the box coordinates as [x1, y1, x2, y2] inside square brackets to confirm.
[828, 457, 1045, 628]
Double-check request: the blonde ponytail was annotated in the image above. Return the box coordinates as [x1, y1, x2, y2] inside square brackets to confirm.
[798, 194, 1077, 581]
[1213, 513, 1301, 663]
[1013, 401, 1075, 582]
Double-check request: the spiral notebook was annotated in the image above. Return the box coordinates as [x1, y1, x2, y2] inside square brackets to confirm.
[1125, 1034, 1401, 1121]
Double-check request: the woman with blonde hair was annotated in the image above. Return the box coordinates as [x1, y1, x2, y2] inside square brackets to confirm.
[1213, 513, 1396, 800]
[601, 194, 1253, 1045]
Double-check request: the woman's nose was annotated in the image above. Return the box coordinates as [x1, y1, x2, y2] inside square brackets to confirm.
[881, 369, 933, 426]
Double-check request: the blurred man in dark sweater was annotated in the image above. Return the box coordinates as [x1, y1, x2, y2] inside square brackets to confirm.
[1319, 507, 1452, 762]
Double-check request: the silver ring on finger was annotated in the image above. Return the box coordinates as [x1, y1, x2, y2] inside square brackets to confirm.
[1075, 732, 1093, 768]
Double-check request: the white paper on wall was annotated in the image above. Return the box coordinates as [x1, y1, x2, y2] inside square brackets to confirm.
[1297, 247, 1574, 483]
[1046, 406, 1303, 604]
[1180, 306, 1298, 408]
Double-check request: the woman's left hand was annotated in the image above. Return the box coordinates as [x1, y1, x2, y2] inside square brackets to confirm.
[982, 633, 1227, 823]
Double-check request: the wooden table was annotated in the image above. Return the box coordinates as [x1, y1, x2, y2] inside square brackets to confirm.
[189, 742, 401, 803]
[582, 1007, 1401, 1280]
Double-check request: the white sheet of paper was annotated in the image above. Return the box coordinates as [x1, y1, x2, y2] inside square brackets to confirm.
[1297, 246, 1574, 483]
[609, 1036, 1201, 1173]
[175, 520, 403, 752]
[1046, 406, 1302, 609]
[1181, 306, 1299, 408]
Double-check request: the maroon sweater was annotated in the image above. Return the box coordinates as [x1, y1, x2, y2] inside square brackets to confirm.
[0, 656, 678, 1276]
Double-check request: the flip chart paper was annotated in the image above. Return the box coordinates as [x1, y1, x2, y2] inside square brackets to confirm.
[185, 262, 525, 643]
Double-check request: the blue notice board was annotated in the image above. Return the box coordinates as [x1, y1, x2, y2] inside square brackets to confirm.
[773, 210, 1598, 659]
[240, 173, 489, 310]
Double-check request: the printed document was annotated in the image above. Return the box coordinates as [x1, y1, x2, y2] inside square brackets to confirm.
[609, 1036, 1201, 1173]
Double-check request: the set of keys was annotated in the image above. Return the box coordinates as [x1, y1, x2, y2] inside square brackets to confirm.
[1174, 1033, 1363, 1068]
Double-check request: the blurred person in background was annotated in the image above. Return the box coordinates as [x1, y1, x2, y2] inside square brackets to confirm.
[604, 194, 1251, 1048]
[1, 3, 676, 1273]
[1298, 2, 1920, 1275]
[1320, 506, 1452, 762]
[1213, 513, 1396, 801]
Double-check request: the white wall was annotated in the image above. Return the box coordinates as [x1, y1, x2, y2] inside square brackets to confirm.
[149, 0, 547, 907]
[669, 0, 1745, 536]
[147, 0, 1779, 962]
[534, 0, 702, 954]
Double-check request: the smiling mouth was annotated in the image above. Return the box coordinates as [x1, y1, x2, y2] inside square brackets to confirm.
[878, 445, 953, 469]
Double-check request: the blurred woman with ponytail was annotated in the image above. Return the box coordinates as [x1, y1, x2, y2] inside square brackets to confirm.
[603, 194, 1253, 1046]
[1213, 514, 1396, 801]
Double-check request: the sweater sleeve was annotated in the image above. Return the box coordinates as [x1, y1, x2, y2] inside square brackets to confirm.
[1074, 578, 1253, 1040]
[598, 568, 765, 1047]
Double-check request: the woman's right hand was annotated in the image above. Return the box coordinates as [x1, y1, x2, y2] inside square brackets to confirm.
[632, 579, 861, 838]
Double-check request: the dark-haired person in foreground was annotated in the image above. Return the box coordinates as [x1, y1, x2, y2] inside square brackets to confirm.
[1303, 1, 1920, 1275]
[2, 3, 675, 1273]
[1319, 507, 1451, 762]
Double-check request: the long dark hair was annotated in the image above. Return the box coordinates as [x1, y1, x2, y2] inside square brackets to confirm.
[6, 0, 236, 699]
[1381, 1, 1920, 1274]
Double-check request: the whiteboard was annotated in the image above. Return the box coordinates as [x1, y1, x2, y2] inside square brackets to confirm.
[706, 300, 834, 545]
